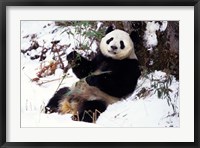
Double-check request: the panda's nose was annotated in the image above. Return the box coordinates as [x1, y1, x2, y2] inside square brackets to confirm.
[111, 46, 118, 50]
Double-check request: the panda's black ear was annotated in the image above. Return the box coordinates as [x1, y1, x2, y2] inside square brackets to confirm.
[129, 31, 140, 45]
[105, 25, 114, 35]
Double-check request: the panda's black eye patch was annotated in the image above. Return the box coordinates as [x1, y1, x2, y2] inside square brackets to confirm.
[120, 41, 125, 49]
[106, 37, 114, 44]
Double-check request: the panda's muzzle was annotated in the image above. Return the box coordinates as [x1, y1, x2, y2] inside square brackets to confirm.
[108, 50, 117, 54]
[108, 46, 118, 54]
[110, 45, 118, 50]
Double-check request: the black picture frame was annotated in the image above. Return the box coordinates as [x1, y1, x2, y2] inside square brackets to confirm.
[0, 0, 199, 147]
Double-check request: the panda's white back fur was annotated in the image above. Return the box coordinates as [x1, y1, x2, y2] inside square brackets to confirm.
[100, 29, 137, 60]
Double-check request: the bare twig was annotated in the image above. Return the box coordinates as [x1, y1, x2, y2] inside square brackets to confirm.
[37, 78, 62, 86]
[54, 74, 67, 92]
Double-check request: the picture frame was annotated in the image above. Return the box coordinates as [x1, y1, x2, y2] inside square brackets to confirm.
[0, 0, 199, 147]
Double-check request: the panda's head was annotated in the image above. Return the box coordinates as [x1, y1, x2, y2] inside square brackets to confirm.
[100, 27, 137, 60]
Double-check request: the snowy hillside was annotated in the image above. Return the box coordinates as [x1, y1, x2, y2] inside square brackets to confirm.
[21, 21, 179, 127]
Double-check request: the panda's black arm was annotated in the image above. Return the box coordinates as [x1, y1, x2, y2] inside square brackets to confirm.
[85, 60, 141, 98]
[85, 73, 114, 95]
[85, 72, 133, 98]
[67, 51, 96, 79]
[86, 71, 140, 98]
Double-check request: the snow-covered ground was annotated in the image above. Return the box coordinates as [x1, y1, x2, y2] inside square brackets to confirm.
[21, 21, 179, 127]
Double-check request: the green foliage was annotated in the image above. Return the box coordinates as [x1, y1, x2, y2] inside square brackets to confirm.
[59, 21, 104, 52]
[149, 74, 177, 113]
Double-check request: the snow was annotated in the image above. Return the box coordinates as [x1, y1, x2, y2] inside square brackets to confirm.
[97, 71, 179, 127]
[160, 21, 168, 31]
[96, 21, 103, 31]
[21, 21, 179, 127]
[144, 21, 168, 49]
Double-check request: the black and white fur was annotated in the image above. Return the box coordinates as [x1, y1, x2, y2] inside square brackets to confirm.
[45, 26, 141, 123]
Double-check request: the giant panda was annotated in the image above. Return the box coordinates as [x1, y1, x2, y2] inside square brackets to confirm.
[45, 26, 141, 123]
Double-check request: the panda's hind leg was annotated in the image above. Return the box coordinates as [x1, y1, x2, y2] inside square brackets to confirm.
[58, 94, 108, 123]
[73, 99, 108, 123]
[45, 87, 70, 114]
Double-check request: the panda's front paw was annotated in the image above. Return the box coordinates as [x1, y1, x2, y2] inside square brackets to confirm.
[67, 51, 82, 68]
[67, 51, 78, 61]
